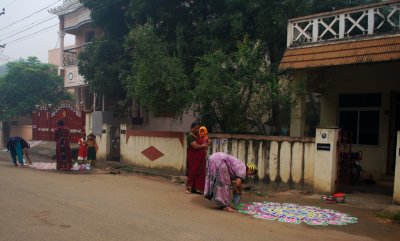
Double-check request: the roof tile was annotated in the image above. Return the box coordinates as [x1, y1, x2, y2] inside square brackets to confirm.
[279, 35, 400, 69]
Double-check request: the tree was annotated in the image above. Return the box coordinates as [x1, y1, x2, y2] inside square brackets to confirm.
[0, 57, 71, 120]
[124, 23, 191, 116]
[0, 64, 6, 76]
[78, 0, 132, 111]
[78, 39, 127, 98]
[79, 0, 380, 133]
[249, 0, 380, 67]
[81, 0, 131, 38]
[193, 37, 304, 134]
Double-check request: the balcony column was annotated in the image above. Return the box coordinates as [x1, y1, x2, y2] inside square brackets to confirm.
[367, 8, 374, 35]
[287, 21, 293, 47]
[290, 95, 306, 137]
[58, 15, 66, 77]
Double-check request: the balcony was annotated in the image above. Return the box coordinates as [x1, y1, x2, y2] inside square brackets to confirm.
[63, 44, 88, 66]
[62, 44, 87, 87]
[280, 0, 400, 70]
[64, 48, 78, 66]
[287, 0, 400, 47]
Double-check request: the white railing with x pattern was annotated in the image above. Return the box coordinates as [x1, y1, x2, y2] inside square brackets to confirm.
[287, 0, 400, 47]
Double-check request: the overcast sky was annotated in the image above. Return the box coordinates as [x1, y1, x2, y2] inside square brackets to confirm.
[0, 0, 74, 64]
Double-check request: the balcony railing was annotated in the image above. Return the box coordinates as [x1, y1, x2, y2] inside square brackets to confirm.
[64, 49, 78, 66]
[63, 43, 88, 66]
[287, 0, 400, 47]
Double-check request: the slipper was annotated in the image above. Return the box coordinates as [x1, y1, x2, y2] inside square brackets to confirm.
[194, 189, 204, 195]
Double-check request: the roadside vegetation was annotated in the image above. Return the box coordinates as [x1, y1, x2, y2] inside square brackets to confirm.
[377, 211, 400, 224]
[0, 57, 72, 120]
[77, 0, 379, 134]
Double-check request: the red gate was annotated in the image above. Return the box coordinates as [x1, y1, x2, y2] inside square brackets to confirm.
[32, 101, 85, 141]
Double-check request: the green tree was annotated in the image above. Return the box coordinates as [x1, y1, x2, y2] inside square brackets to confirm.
[0, 57, 71, 120]
[79, 0, 380, 133]
[124, 23, 191, 116]
[0, 64, 6, 76]
[78, 39, 127, 98]
[193, 37, 304, 134]
[249, 0, 379, 66]
[81, 0, 131, 38]
[78, 0, 131, 112]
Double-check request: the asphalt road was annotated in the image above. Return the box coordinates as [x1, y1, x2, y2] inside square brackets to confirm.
[0, 153, 387, 241]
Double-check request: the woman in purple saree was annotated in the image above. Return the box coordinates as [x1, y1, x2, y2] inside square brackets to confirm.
[204, 152, 257, 212]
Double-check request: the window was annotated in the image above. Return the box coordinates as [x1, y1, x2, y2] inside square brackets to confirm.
[338, 94, 381, 145]
[84, 31, 95, 43]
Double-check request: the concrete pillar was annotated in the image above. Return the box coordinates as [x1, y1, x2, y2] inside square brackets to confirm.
[313, 128, 339, 194]
[393, 131, 400, 204]
[290, 96, 306, 137]
[97, 123, 110, 161]
[257, 141, 265, 180]
[269, 141, 279, 182]
[120, 124, 127, 162]
[280, 141, 291, 183]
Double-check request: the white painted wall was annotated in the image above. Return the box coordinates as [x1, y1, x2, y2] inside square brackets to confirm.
[132, 112, 196, 133]
[314, 62, 399, 180]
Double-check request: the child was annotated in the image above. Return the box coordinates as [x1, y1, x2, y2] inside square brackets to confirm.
[77, 132, 88, 164]
[86, 134, 98, 167]
[198, 126, 209, 145]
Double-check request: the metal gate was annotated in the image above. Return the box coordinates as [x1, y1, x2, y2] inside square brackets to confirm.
[32, 101, 85, 142]
[338, 130, 352, 181]
[110, 126, 120, 161]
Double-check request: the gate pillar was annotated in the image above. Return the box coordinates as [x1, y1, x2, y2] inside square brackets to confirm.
[313, 128, 339, 194]
[393, 131, 400, 204]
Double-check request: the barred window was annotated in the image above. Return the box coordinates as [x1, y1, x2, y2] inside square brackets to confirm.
[338, 94, 381, 145]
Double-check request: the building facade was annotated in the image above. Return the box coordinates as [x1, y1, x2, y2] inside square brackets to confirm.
[49, 0, 99, 112]
[49, 0, 196, 161]
[280, 0, 400, 182]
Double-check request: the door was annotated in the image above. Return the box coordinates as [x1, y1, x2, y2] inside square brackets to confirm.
[110, 127, 120, 162]
[387, 92, 400, 175]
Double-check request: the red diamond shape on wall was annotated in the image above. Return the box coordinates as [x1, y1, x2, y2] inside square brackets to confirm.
[141, 146, 164, 161]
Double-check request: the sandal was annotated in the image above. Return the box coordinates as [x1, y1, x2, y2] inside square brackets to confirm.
[194, 189, 204, 195]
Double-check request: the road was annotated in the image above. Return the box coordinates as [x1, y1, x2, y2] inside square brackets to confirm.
[0, 154, 392, 241]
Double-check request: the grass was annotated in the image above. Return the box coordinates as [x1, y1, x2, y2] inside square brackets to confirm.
[376, 211, 400, 224]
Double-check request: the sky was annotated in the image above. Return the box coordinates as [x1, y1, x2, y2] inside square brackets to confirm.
[0, 0, 74, 64]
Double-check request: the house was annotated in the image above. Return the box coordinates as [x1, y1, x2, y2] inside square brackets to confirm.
[48, 0, 196, 161]
[48, 0, 99, 113]
[46, 1, 400, 203]
[0, 117, 32, 146]
[279, 0, 400, 199]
